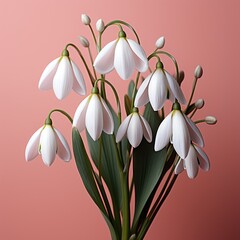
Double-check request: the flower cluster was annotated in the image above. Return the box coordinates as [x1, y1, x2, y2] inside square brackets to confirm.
[25, 14, 217, 240]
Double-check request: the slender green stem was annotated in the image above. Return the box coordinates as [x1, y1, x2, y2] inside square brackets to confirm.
[88, 24, 97, 46]
[189, 108, 197, 118]
[186, 77, 198, 110]
[65, 43, 95, 86]
[47, 109, 73, 124]
[98, 137, 103, 180]
[194, 119, 205, 124]
[131, 72, 141, 109]
[87, 47, 98, 80]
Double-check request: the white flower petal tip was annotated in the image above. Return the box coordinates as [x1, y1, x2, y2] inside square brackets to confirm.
[73, 92, 114, 141]
[134, 67, 186, 110]
[116, 111, 152, 148]
[38, 54, 86, 99]
[176, 144, 210, 179]
[25, 124, 71, 166]
[93, 34, 148, 80]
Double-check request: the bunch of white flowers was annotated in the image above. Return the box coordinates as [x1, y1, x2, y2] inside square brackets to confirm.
[25, 14, 216, 240]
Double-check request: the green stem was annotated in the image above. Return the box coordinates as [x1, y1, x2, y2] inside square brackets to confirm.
[65, 43, 95, 86]
[131, 72, 141, 109]
[87, 47, 98, 80]
[88, 24, 97, 46]
[186, 77, 197, 110]
[194, 119, 205, 124]
[47, 109, 73, 123]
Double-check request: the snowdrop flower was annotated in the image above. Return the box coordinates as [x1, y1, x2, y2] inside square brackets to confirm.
[81, 14, 91, 25]
[175, 144, 210, 179]
[96, 19, 104, 32]
[25, 119, 71, 166]
[154, 103, 204, 159]
[93, 30, 148, 80]
[38, 49, 86, 100]
[134, 62, 186, 111]
[73, 87, 114, 141]
[155, 36, 165, 49]
[116, 108, 152, 148]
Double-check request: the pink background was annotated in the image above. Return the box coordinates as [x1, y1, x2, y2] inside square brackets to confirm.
[0, 0, 239, 239]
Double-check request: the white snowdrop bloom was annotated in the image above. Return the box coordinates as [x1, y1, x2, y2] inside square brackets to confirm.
[38, 49, 86, 100]
[154, 103, 204, 159]
[116, 109, 152, 148]
[25, 122, 71, 167]
[73, 88, 114, 141]
[175, 144, 210, 179]
[93, 30, 148, 80]
[134, 62, 186, 111]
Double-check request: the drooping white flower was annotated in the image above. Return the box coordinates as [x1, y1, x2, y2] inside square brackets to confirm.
[116, 108, 152, 148]
[134, 62, 186, 111]
[38, 49, 86, 100]
[175, 144, 210, 179]
[154, 103, 204, 159]
[93, 30, 148, 80]
[73, 88, 114, 141]
[25, 122, 71, 166]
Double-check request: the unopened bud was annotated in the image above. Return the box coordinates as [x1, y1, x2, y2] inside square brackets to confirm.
[205, 116, 217, 125]
[81, 14, 91, 25]
[177, 70, 185, 85]
[194, 65, 203, 79]
[96, 19, 104, 32]
[195, 99, 205, 109]
[155, 36, 165, 49]
[78, 36, 89, 48]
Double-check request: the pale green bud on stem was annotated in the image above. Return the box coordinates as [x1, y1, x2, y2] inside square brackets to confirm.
[96, 19, 104, 32]
[194, 65, 203, 79]
[155, 36, 165, 49]
[81, 14, 91, 25]
[205, 116, 217, 125]
[78, 36, 89, 48]
[195, 99, 205, 109]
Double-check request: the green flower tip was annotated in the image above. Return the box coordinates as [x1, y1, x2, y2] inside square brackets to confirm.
[45, 117, 53, 125]
[118, 30, 126, 38]
[156, 61, 164, 69]
[91, 87, 99, 94]
[132, 107, 139, 113]
[172, 102, 181, 111]
[62, 49, 69, 57]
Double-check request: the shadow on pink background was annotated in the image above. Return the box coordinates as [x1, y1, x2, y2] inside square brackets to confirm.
[0, 0, 239, 239]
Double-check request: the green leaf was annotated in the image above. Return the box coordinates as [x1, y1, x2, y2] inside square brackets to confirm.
[72, 128, 118, 239]
[128, 80, 135, 98]
[132, 104, 167, 229]
[124, 94, 132, 115]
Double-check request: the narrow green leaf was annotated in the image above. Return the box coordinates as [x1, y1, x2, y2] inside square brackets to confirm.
[132, 104, 167, 229]
[72, 128, 118, 239]
[124, 94, 132, 115]
[128, 80, 135, 98]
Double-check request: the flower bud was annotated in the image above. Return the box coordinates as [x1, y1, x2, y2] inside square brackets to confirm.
[78, 36, 89, 48]
[177, 70, 185, 85]
[155, 36, 165, 49]
[96, 19, 104, 32]
[205, 116, 217, 125]
[81, 14, 91, 25]
[195, 99, 205, 109]
[194, 65, 203, 79]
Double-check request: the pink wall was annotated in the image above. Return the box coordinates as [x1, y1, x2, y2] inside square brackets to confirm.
[0, 0, 239, 239]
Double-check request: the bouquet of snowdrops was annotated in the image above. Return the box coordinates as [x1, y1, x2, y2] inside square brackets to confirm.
[25, 14, 216, 240]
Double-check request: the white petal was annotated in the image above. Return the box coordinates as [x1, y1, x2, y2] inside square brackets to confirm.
[100, 98, 114, 134]
[116, 115, 132, 143]
[127, 113, 143, 148]
[140, 116, 152, 142]
[53, 57, 74, 100]
[148, 69, 168, 111]
[172, 110, 190, 159]
[134, 73, 152, 107]
[38, 58, 60, 90]
[71, 60, 86, 95]
[39, 126, 57, 166]
[54, 128, 71, 162]
[25, 127, 43, 161]
[114, 38, 135, 80]
[165, 71, 186, 104]
[175, 159, 184, 174]
[93, 40, 117, 74]
[195, 145, 210, 171]
[184, 114, 204, 147]
[184, 145, 199, 179]
[73, 96, 90, 132]
[154, 112, 172, 151]
[85, 94, 103, 141]
[127, 39, 148, 72]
